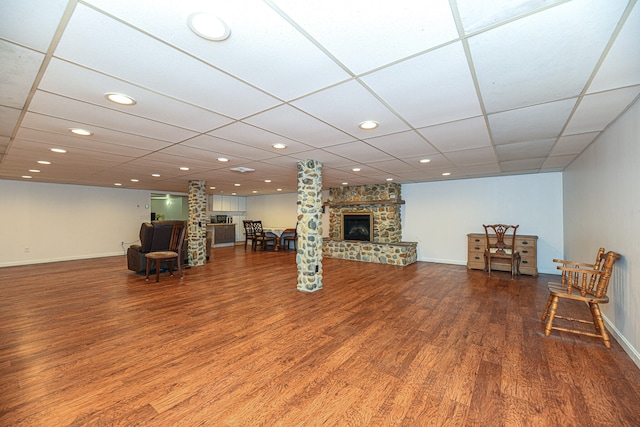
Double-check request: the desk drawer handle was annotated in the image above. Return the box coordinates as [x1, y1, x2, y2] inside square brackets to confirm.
[522, 249, 529, 254]
[474, 246, 481, 250]
[522, 241, 529, 245]
[474, 238, 481, 243]
[522, 260, 529, 265]
[474, 256, 481, 261]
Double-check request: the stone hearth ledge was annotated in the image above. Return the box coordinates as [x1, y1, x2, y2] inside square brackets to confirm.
[323, 239, 418, 266]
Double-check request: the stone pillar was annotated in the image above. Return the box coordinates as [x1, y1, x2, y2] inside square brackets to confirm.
[297, 160, 323, 292]
[188, 180, 207, 267]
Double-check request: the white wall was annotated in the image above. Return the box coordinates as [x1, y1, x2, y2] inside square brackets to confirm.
[245, 190, 330, 236]
[402, 173, 564, 274]
[0, 180, 151, 266]
[563, 98, 640, 365]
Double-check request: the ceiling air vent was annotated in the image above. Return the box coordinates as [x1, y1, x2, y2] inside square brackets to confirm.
[230, 167, 255, 173]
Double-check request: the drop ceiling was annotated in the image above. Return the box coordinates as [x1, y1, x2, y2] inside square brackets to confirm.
[1, 0, 639, 196]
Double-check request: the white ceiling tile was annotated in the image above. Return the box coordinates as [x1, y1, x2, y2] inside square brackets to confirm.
[418, 116, 491, 152]
[495, 138, 556, 161]
[208, 121, 306, 153]
[589, 3, 640, 93]
[541, 154, 578, 169]
[15, 128, 151, 158]
[0, 0, 68, 51]
[0, 105, 22, 138]
[243, 105, 353, 147]
[292, 80, 410, 137]
[459, 163, 501, 176]
[551, 132, 599, 156]
[271, 0, 459, 74]
[446, 147, 497, 166]
[489, 98, 576, 145]
[364, 130, 438, 158]
[323, 141, 395, 163]
[470, 0, 629, 112]
[183, 134, 279, 162]
[39, 59, 234, 133]
[54, 4, 280, 119]
[289, 149, 358, 168]
[0, 42, 44, 109]
[29, 91, 198, 143]
[564, 85, 640, 134]
[84, 0, 351, 100]
[500, 157, 545, 172]
[455, 0, 564, 34]
[364, 159, 416, 174]
[363, 42, 482, 128]
[20, 112, 173, 151]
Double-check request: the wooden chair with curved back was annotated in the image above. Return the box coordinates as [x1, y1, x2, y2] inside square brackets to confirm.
[251, 220, 277, 251]
[483, 224, 521, 278]
[243, 220, 256, 250]
[145, 222, 187, 283]
[542, 248, 621, 348]
[281, 223, 298, 250]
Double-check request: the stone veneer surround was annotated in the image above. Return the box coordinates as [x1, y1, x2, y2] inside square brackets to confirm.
[296, 160, 323, 292]
[188, 180, 207, 267]
[323, 183, 417, 266]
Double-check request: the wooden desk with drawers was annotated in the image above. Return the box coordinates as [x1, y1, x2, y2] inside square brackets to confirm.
[467, 233, 538, 276]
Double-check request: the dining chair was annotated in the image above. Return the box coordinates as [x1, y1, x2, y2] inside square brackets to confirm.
[281, 223, 298, 250]
[243, 220, 256, 250]
[483, 224, 520, 278]
[145, 222, 187, 283]
[252, 220, 277, 251]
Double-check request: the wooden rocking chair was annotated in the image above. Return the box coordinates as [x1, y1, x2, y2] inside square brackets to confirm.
[541, 248, 621, 348]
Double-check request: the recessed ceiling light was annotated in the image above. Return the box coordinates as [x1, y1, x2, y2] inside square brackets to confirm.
[50, 148, 67, 153]
[29, 169, 40, 173]
[234, 183, 241, 187]
[105, 92, 136, 105]
[188, 12, 231, 41]
[359, 120, 378, 130]
[22, 175, 32, 179]
[209, 186, 216, 190]
[180, 167, 190, 171]
[217, 157, 229, 162]
[252, 190, 258, 193]
[277, 188, 282, 191]
[130, 179, 139, 182]
[69, 128, 93, 136]
[272, 143, 287, 149]
[352, 168, 361, 172]
[420, 159, 431, 163]
[231, 192, 236, 195]
[152, 173, 161, 177]
[442, 172, 451, 176]
[37, 160, 51, 165]
[264, 179, 271, 183]
[386, 178, 393, 181]
[114, 183, 122, 186]
[342, 182, 348, 185]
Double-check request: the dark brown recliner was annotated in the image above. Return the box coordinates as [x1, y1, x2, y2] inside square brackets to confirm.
[127, 220, 187, 273]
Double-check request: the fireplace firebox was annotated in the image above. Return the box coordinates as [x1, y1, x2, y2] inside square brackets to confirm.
[341, 212, 373, 241]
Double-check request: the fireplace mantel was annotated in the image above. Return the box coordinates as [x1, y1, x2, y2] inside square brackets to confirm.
[324, 199, 405, 207]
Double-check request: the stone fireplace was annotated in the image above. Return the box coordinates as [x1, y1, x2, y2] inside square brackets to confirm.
[323, 183, 417, 266]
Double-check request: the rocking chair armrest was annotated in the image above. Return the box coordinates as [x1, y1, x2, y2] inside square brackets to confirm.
[556, 265, 602, 275]
[552, 259, 599, 268]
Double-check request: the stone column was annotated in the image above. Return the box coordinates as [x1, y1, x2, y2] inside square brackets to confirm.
[188, 180, 207, 267]
[297, 160, 323, 292]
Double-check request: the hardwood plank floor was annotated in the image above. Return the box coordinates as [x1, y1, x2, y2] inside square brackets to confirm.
[1, 246, 639, 426]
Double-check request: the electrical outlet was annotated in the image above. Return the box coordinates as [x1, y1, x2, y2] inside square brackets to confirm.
[24, 247, 30, 253]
